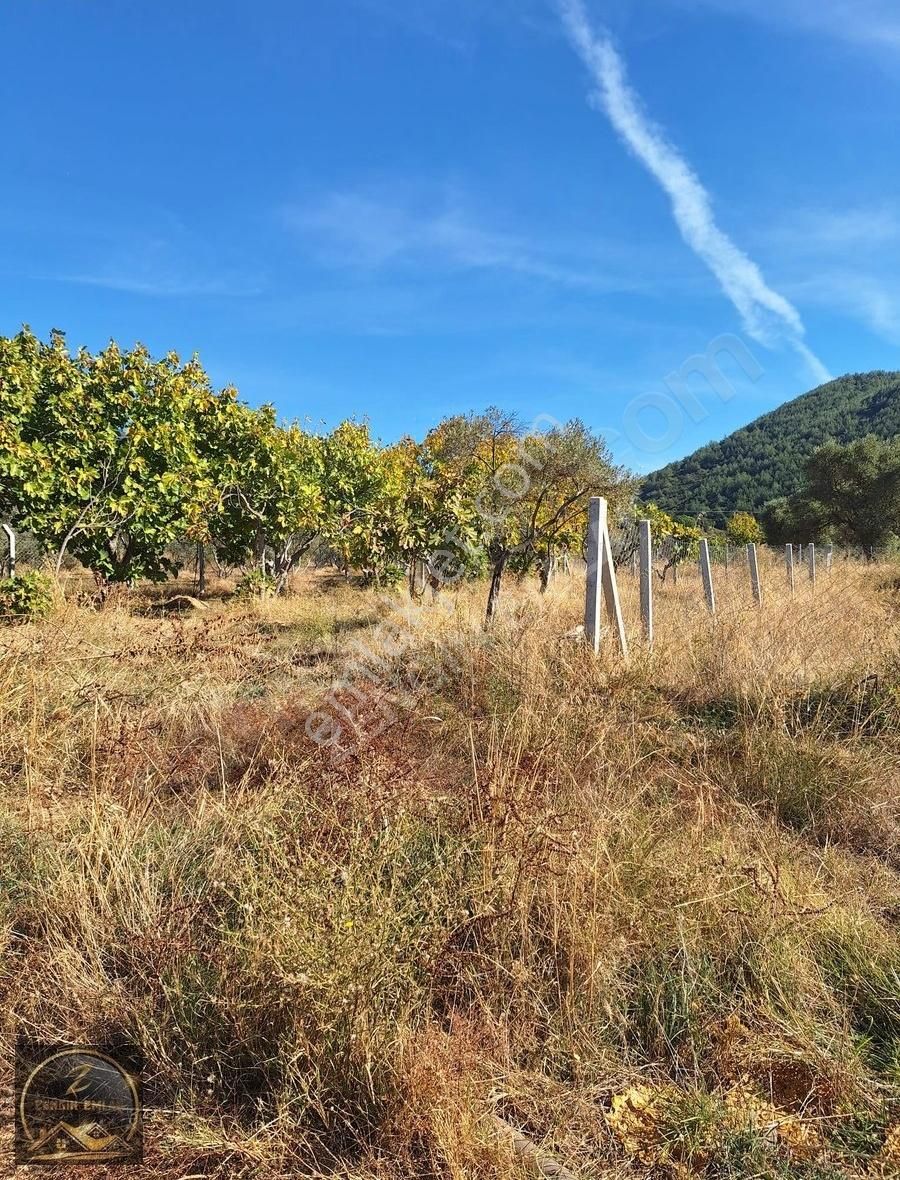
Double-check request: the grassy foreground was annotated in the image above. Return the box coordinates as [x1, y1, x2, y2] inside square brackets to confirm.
[1, 557, 899, 1178]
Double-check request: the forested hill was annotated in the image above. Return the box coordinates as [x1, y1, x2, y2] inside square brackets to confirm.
[641, 371, 900, 523]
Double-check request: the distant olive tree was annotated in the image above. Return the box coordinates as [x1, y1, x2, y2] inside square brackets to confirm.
[640, 503, 701, 583]
[430, 410, 632, 623]
[804, 436, 900, 559]
[764, 435, 900, 558]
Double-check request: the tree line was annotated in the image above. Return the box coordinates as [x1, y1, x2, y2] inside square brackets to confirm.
[0, 328, 634, 621]
[3, 329, 896, 624]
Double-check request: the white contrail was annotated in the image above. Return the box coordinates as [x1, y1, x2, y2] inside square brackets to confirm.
[559, 0, 831, 384]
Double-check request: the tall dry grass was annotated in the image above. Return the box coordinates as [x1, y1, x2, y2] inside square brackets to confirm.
[1, 557, 899, 1177]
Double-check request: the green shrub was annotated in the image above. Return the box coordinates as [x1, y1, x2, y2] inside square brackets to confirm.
[234, 569, 278, 599]
[0, 571, 54, 621]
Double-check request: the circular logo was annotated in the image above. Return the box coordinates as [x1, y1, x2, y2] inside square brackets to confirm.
[18, 1047, 141, 1163]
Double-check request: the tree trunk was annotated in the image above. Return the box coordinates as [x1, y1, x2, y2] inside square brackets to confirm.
[539, 555, 552, 593]
[409, 559, 428, 599]
[426, 572, 442, 601]
[2, 524, 16, 579]
[485, 554, 507, 625]
[196, 542, 207, 595]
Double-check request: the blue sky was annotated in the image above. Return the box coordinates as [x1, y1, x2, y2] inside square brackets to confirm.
[2, 0, 899, 472]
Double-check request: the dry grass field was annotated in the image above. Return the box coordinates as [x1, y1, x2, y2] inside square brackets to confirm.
[1, 555, 899, 1177]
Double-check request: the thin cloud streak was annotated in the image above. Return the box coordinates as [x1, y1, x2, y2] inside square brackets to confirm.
[283, 188, 664, 295]
[671, 0, 900, 52]
[769, 206, 900, 254]
[791, 272, 900, 345]
[51, 271, 262, 298]
[558, 0, 830, 384]
[759, 204, 900, 344]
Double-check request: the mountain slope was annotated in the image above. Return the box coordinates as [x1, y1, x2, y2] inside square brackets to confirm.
[641, 371, 900, 524]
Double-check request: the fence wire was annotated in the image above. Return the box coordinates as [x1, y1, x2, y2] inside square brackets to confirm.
[0, 518, 890, 585]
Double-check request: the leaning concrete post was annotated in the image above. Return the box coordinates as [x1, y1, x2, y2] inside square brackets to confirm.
[584, 496, 603, 654]
[785, 543, 794, 593]
[584, 497, 629, 658]
[724, 543, 730, 573]
[699, 538, 716, 614]
[808, 543, 816, 586]
[600, 525, 629, 659]
[747, 543, 762, 606]
[1, 524, 15, 579]
[639, 518, 653, 643]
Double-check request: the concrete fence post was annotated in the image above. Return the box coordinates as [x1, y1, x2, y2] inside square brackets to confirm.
[785, 543, 794, 593]
[639, 518, 653, 643]
[825, 544, 833, 574]
[808, 543, 816, 586]
[747, 543, 762, 607]
[1, 524, 15, 579]
[584, 497, 603, 654]
[699, 538, 716, 614]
